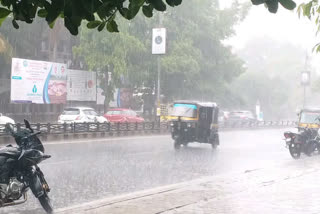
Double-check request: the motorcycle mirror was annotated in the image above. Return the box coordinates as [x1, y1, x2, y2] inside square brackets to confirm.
[4, 123, 14, 134]
[24, 119, 33, 132]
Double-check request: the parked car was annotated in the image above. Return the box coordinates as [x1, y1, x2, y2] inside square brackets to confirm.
[218, 111, 229, 123]
[226, 110, 256, 122]
[58, 107, 108, 124]
[104, 108, 145, 123]
[0, 113, 15, 130]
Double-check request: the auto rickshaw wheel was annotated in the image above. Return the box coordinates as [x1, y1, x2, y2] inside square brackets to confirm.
[174, 140, 181, 150]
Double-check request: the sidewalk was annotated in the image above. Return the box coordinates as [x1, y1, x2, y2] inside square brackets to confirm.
[57, 156, 320, 214]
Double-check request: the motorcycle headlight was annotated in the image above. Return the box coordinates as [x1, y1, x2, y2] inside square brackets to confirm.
[170, 122, 174, 126]
[187, 123, 191, 128]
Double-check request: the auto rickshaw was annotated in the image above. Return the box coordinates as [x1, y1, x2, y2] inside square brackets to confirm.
[298, 108, 320, 130]
[169, 101, 219, 149]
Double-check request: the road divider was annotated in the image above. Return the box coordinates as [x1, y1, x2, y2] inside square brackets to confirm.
[0, 121, 296, 144]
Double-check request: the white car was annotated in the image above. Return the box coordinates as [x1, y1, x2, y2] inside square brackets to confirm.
[0, 113, 15, 129]
[58, 107, 108, 124]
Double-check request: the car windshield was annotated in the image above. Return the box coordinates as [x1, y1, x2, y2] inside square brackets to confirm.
[300, 111, 320, 123]
[171, 104, 197, 118]
[62, 109, 80, 115]
[83, 109, 98, 116]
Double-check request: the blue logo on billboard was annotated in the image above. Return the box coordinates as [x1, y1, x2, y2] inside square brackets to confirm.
[23, 60, 28, 67]
[32, 85, 37, 93]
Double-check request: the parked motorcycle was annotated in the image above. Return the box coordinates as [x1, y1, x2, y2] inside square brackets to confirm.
[283, 127, 317, 159]
[0, 120, 53, 213]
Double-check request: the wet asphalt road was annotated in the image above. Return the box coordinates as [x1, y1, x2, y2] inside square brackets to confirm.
[1, 128, 296, 213]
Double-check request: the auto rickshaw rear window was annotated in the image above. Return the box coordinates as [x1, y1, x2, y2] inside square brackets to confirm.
[300, 111, 320, 123]
[172, 104, 197, 118]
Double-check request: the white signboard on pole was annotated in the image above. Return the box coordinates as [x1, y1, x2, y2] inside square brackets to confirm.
[152, 28, 166, 54]
[11, 58, 67, 104]
[67, 69, 97, 101]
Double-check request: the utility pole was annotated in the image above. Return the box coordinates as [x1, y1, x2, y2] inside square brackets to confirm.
[152, 13, 166, 121]
[301, 54, 311, 108]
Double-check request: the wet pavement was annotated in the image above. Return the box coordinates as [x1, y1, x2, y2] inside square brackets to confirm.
[2, 128, 313, 214]
[56, 157, 320, 214]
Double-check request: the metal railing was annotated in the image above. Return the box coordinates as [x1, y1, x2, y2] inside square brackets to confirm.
[0, 120, 297, 136]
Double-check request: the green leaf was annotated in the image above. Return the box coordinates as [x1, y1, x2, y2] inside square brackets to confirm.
[65, 16, 79, 35]
[106, 20, 119, 33]
[37, 9, 48, 18]
[12, 19, 19, 29]
[266, 0, 278, 13]
[49, 19, 56, 28]
[0, 17, 6, 27]
[166, 0, 182, 7]
[97, 2, 113, 20]
[142, 5, 153, 17]
[127, 0, 145, 20]
[303, 2, 313, 18]
[149, 0, 166, 11]
[98, 22, 106, 32]
[0, 7, 11, 18]
[119, 8, 129, 19]
[251, 0, 266, 5]
[87, 20, 102, 29]
[279, 0, 296, 10]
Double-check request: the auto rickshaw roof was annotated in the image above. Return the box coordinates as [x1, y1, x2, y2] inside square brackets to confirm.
[300, 107, 320, 113]
[173, 100, 218, 108]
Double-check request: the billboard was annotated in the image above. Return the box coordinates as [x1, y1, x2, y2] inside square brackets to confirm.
[11, 58, 67, 104]
[67, 69, 96, 101]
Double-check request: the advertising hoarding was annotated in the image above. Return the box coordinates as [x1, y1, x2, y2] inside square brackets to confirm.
[67, 69, 96, 101]
[11, 58, 67, 104]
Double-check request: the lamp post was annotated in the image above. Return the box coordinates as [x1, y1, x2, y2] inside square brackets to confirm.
[301, 71, 310, 108]
[152, 13, 166, 121]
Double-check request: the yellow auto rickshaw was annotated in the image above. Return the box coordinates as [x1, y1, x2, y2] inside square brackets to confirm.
[298, 108, 320, 130]
[169, 100, 219, 149]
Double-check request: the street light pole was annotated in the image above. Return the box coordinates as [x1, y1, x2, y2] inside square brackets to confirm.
[157, 55, 161, 112]
[156, 13, 163, 121]
[152, 13, 166, 121]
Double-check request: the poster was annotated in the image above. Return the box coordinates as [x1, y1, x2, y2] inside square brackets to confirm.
[11, 58, 67, 104]
[118, 88, 133, 108]
[67, 69, 96, 101]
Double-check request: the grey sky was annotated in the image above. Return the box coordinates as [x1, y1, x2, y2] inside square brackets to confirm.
[221, 0, 320, 71]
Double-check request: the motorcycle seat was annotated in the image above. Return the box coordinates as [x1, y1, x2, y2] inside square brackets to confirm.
[0, 147, 21, 158]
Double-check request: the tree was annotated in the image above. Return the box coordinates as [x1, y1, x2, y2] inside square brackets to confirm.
[74, 0, 250, 109]
[231, 37, 306, 119]
[0, 0, 182, 35]
[73, 17, 147, 111]
[160, 0, 249, 102]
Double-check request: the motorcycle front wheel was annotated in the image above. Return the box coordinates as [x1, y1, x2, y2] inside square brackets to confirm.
[289, 143, 301, 159]
[38, 193, 53, 214]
